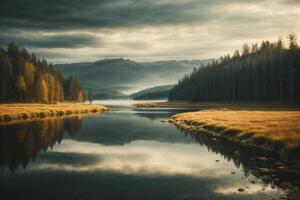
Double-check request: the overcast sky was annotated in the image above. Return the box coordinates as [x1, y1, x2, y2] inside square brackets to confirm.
[1, 0, 299, 63]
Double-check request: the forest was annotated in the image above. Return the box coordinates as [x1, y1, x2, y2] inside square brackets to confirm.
[169, 34, 300, 102]
[0, 42, 84, 103]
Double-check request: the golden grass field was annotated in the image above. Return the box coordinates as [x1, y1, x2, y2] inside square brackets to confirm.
[136, 101, 300, 110]
[171, 109, 300, 149]
[0, 103, 108, 122]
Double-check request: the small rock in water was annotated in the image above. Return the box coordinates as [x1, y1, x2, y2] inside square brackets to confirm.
[257, 157, 268, 161]
[279, 197, 287, 200]
[278, 165, 286, 170]
[271, 185, 275, 189]
[234, 150, 240, 156]
[238, 188, 245, 192]
[258, 168, 269, 172]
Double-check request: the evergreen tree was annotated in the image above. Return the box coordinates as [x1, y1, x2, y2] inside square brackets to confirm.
[170, 34, 300, 103]
[88, 90, 93, 104]
[0, 49, 12, 100]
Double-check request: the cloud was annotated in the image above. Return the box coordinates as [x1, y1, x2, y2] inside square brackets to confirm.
[1, 0, 289, 30]
[0, 0, 209, 30]
[0, 0, 299, 62]
[280, 0, 300, 5]
[0, 31, 101, 48]
[33, 139, 236, 177]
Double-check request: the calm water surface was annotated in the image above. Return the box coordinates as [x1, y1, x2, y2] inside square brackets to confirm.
[0, 100, 290, 200]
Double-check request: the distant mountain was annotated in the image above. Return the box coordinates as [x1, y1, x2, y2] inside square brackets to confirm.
[130, 85, 174, 100]
[55, 58, 210, 98]
[93, 88, 128, 99]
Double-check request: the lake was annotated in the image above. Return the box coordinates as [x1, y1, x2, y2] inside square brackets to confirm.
[0, 100, 295, 200]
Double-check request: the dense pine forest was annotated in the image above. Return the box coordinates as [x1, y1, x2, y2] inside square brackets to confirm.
[169, 34, 300, 102]
[0, 42, 84, 103]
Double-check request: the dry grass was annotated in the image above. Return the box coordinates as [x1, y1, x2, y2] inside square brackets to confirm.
[172, 109, 300, 148]
[0, 103, 108, 122]
[136, 101, 300, 110]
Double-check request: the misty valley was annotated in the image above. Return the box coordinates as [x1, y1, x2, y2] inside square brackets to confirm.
[55, 59, 210, 99]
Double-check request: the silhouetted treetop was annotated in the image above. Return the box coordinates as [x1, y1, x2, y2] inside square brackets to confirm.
[169, 34, 300, 102]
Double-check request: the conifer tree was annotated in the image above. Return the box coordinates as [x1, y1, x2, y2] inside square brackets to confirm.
[170, 34, 300, 103]
[88, 90, 93, 104]
[0, 49, 12, 100]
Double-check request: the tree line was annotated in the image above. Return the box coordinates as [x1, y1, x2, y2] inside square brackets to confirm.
[0, 42, 84, 103]
[169, 34, 300, 102]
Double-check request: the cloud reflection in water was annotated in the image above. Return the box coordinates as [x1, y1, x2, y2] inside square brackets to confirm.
[29, 139, 282, 197]
[33, 139, 238, 177]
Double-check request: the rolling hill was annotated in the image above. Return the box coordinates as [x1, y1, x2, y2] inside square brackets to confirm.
[130, 85, 174, 100]
[56, 58, 210, 98]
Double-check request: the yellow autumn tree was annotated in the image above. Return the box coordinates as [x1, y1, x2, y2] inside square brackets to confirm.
[77, 90, 84, 102]
[36, 75, 48, 103]
[53, 81, 60, 102]
[23, 62, 35, 101]
[16, 75, 26, 101]
[45, 74, 54, 103]
[23, 62, 35, 87]
[54, 83, 64, 102]
[59, 85, 64, 101]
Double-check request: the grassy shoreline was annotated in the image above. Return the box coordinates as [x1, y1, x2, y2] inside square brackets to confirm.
[136, 101, 300, 151]
[170, 109, 300, 150]
[0, 103, 109, 122]
[135, 101, 300, 110]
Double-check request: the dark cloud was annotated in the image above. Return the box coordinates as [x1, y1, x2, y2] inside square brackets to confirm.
[0, 0, 209, 30]
[0, 0, 296, 31]
[1, 0, 292, 32]
[1, 0, 270, 30]
[0, 0, 298, 61]
[0, 31, 99, 48]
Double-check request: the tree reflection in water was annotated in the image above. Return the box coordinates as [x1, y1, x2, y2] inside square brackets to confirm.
[178, 129, 300, 199]
[0, 116, 83, 172]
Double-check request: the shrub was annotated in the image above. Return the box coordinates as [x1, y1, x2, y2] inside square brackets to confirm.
[39, 112, 47, 118]
[66, 110, 72, 115]
[3, 114, 12, 121]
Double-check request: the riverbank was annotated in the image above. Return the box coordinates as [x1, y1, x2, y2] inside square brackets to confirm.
[135, 101, 300, 110]
[170, 109, 300, 151]
[0, 103, 109, 122]
[136, 101, 300, 151]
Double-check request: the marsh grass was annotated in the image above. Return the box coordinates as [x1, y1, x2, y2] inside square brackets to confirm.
[172, 109, 300, 149]
[0, 103, 108, 122]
